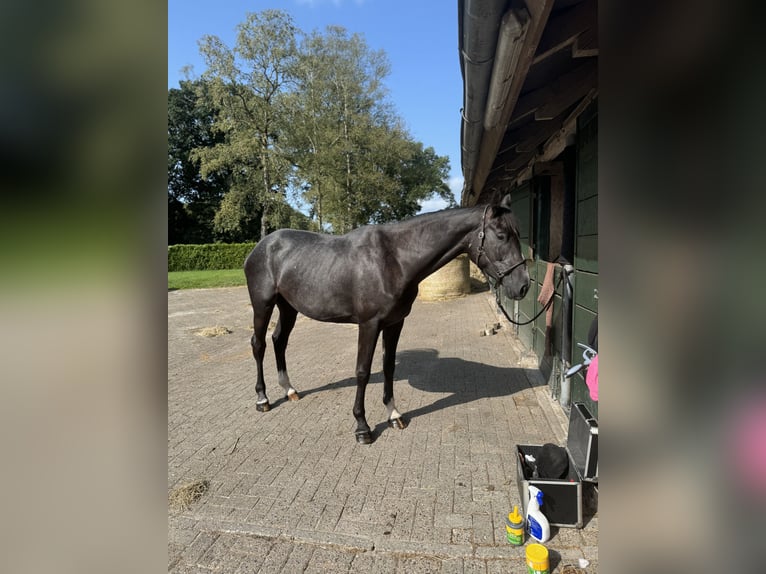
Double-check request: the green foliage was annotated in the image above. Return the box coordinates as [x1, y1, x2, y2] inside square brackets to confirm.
[170, 9, 456, 242]
[168, 80, 229, 244]
[195, 10, 299, 240]
[288, 26, 395, 232]
[285, 25, 454, 233]
[167, 243, 256, 271]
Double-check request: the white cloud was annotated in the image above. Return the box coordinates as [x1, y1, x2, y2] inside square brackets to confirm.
[448, 175, 464, 200]
[418, 196, 450, 214]
[418, 175, 464, 214]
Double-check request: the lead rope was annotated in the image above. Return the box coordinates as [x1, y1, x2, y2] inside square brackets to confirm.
[493, 270, 565, 326]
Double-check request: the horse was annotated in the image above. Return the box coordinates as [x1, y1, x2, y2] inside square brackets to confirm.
[243, 194, 530, 444]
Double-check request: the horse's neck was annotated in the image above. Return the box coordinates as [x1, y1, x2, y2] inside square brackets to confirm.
[395, 208, 481, 284]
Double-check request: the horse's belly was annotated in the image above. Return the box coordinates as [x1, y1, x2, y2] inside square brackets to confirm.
[278, 265, 414, 325]
[281, 282, 357, 323]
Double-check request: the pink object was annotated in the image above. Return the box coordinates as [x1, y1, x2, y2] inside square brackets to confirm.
[730, 394, 766, 496]
[585, 353, 598, 401]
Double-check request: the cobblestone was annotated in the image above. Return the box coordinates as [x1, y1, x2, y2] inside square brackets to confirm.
[169, 288, 598, 572]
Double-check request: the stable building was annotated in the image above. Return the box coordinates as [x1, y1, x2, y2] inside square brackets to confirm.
[458, 0, 598, 416]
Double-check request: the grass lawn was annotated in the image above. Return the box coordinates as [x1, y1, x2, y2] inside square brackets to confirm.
[168, 269, 246, 290]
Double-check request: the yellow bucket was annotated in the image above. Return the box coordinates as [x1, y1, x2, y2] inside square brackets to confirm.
[525, 543, 550, 574]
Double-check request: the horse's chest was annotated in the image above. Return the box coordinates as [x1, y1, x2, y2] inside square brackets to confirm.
[378, 284, 418, 325]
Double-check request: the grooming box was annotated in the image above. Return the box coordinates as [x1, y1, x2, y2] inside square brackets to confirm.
[515, 402, 598, 528]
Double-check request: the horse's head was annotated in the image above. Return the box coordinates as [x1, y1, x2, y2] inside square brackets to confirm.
[474, 195, 531, 301]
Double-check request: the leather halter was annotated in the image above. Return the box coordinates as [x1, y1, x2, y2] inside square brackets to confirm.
[475, 205, 529, 282]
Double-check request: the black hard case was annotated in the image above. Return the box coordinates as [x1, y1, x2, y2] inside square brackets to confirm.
[515, 402, 598, 528]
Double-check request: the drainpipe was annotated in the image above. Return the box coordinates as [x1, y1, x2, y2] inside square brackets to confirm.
[458, 0, 506, 203]
[559, 264, 575, 408]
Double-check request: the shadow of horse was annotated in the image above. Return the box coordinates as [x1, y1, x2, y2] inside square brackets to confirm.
[296, 348, 544, 439]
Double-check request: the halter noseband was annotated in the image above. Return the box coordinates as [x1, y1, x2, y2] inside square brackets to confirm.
[475, 205, 528, 282]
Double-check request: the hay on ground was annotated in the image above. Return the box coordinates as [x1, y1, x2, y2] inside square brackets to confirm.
[169, 479, 209, 511]
[196, 326, 232, 337]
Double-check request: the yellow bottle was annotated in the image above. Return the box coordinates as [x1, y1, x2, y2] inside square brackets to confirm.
[505, 505, 524, 545]
[526, 543, 550, 574]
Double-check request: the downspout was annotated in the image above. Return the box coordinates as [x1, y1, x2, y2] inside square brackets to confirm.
[458, 0, 506, 205]
[559, 264, 575, 408]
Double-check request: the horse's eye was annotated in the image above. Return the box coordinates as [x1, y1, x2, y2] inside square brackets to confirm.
[497, 233, 506, 241]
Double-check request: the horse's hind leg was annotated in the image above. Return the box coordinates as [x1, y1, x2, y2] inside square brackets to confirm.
[272, 296, 300, 401]
[382, 319, 408, 430]
[250, 301, 275, 412]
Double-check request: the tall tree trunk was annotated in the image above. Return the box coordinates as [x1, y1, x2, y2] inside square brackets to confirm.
[260, 141, 270, 241]
[316, 180, 323, 230]
[260, 209, 268, 240]
[343, 94, 352, 232]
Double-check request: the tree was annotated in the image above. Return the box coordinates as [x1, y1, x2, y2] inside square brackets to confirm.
[178, 11, 455, 240]
[289, 26, 453, 232]
[167, 80, 228, 243]
[290, 26, 394, 233]
[194, 10, 299, 240]
[370, 141, 455, 223]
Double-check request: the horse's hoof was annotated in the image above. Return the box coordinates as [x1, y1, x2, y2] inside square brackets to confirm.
[256, 402, 271, 412]
[287, 392, 300, 401]
[355, 431, 373, 445]
[388, 416, 408, 430]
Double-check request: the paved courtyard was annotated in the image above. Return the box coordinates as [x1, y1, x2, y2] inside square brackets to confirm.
[168, 287, 598, 573]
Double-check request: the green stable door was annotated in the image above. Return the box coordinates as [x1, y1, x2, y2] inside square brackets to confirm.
[571, 107, 598, 417]
[493, 104, 598, 418]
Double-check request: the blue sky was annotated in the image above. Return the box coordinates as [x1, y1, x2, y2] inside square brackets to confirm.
[168, 0, 464, 212]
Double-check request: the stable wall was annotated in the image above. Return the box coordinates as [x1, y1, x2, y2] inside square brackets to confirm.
[495, 103, 598, 418]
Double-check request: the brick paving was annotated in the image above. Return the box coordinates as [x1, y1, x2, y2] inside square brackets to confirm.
[168, 287, 598, 572]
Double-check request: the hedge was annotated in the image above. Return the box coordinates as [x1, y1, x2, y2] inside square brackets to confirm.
[168, 243, 257, 272]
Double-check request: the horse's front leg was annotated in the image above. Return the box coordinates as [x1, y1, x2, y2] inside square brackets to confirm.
[353, 321, 381, 444]
[382, 319, 408, 430]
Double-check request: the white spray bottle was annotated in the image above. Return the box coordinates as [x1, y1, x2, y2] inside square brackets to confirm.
[525, 485, 551, 543]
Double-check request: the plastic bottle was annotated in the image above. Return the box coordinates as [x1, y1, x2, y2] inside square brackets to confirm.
[525, 543, 550, 574]
[525, 485, 551, 543]
[505, 505, 524, 545]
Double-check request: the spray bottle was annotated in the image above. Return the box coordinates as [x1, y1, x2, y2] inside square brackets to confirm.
[525, 485, 551, 543]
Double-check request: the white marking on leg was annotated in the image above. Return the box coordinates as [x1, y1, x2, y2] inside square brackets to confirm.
[386, 399, 402, 421]
[256, 398, 269, 405]
[278, 371, 298, 397]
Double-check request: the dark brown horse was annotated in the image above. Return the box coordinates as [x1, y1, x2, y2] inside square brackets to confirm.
[244, 195, 530, 443]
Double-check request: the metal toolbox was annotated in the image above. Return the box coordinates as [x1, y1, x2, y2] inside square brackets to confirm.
[515, 402, 598, 528]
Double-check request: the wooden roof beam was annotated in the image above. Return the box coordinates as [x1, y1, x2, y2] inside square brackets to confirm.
[533, 160, 564, 177]
[533, 0, 597, 65]
[515, 88, 598, 185]
[471, 0, 555, 199]
[510, 60, 597, 122]
[495, 108, 570, 167]
[573, 27, 598, 58]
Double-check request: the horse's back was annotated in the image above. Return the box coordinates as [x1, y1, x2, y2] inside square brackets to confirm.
[245, 229, 326, 270]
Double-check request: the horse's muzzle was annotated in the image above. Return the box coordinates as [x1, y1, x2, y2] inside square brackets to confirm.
[503, 272, 530, 301]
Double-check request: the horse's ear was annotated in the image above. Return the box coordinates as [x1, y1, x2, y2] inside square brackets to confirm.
[490, 193, 514, 220]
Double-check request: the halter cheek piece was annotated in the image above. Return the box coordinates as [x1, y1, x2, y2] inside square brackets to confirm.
[475, 205, 528, 282]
